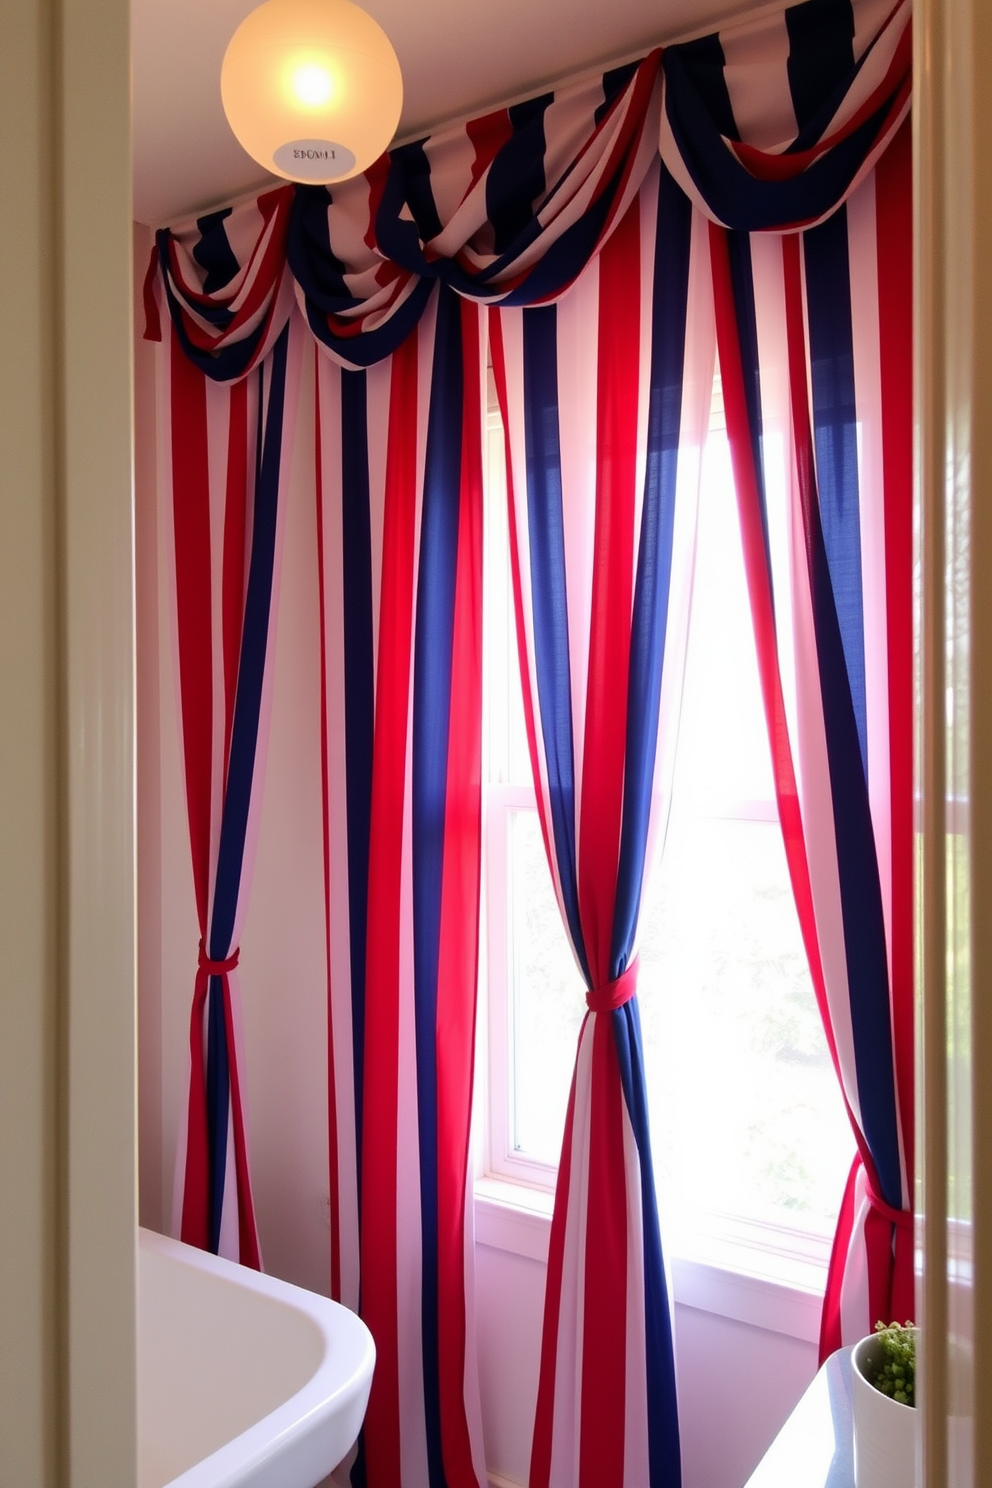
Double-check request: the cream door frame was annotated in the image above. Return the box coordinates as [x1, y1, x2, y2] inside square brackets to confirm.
[0, 0, 136, 1483]
[1, 0, 989, 1483]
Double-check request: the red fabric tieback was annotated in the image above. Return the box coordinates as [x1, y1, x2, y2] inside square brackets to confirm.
[585, 959, 639, 1013]
[865, 1174, 913, 1231]
[198, 940, 240, 977]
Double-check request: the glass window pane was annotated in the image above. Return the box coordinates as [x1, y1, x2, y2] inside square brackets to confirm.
[508, 808, 584, 1165]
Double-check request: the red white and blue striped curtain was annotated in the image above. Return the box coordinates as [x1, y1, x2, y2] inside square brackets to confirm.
[145, 0, 914, 1481]
[708, 117, 913, 1359]
[490, 164, 715, 1488]
[313, 286, 487, 1488]
[159, 313, 304, 1266]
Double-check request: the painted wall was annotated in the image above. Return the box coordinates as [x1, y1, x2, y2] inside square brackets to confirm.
[135, 232, 819, 1488]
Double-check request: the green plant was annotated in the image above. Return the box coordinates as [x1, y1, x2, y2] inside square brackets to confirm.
[867, 1321, 916, 1407]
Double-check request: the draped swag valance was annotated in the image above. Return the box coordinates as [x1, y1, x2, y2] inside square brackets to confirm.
[144, 0, 909, 376]
[146, 2, 913, 1486]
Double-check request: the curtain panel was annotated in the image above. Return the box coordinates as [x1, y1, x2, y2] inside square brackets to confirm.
[709, 118, 914, 1359]
[161, 315, 304, 1265]
[490, 163, 715, 1488]
[313, 287, 487, 1488]
[145, 1, 915, 1483]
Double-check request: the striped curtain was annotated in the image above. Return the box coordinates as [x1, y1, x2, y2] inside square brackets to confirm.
[144, 1, 916, 1478]
[490, 163, 715, 1488]
[163, 315, 304, 1265]
[709, 118, 913, 1358]
[314, 285, 487, 1487]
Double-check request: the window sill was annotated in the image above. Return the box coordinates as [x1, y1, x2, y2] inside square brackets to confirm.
[474, 1177, 826, 1345]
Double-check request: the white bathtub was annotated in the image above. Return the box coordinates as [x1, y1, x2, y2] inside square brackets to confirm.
[138, 1228, 375, 1488]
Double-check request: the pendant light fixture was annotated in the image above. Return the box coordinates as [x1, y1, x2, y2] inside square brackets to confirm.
[221, 0, 403, 184]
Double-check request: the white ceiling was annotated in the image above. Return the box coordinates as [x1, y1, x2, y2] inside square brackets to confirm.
[132, 0, 760, 226]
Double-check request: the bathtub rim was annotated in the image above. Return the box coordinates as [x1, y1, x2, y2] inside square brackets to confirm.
[137, 1226, 375, 1488]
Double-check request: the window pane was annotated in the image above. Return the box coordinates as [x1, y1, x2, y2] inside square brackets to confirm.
[639, 813, 853, 1232]
[508, 808, 584, 1165]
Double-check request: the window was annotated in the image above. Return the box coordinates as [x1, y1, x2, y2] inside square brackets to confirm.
[480, 369, 853, 1286]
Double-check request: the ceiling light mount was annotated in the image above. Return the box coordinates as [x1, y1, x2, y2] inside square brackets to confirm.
[221, 0, 403, 185]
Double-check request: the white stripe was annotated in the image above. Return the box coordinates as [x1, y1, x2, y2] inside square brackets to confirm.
[749, 239, 863, 1128]
[217, 1090, 240, 1262]
[316, 346, 361, 1311]
[646, 210, 715, 896]
[786, 410, 863, 1129]
[203, 373, 233, 927]
[366, 353, 391, 701]
[234, 316, 304, 952]
[496, 310, 571, 933]
[547, 1016, 594, 1488]
[839, 1166, 872, 1342]
[750, 234, 802, 761]
[555, 257, 598, 812]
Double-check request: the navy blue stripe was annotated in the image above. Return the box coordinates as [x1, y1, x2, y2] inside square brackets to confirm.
[487, 95, 553, 255]
[611, 167, 692, 976]
[193, 208, 242, 296]
[662, 46, 897, 231]
[287, 186, 362, 314]
[726, 233, 776, 600]
[596, 61, 641, 125]
[210, 327, 289, 950]
[340, 370, 375, 1189]
[668, 32, 738, 141]
[411, 286, 463, 1488]
[205, 976, 230, 1253]
[392, 138, 445, 244]
[786, 0, 856, 136]
[803, 454, 901, 1206]
[613, 1000, 681, 1488]
[521, 306, 590, 985]
[203, 330, 287, 1250]
[803, 207, 867, 775]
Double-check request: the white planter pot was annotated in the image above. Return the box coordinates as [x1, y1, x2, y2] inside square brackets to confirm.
[851, 1333, 919, 1488]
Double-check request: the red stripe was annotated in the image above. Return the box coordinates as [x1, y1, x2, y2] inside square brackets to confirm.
[222, 378, 249, 790]
[579, 1016, 628, 1488]
[578, 198, 641, 988]
[435, 300, 485, 1488]
[181, 971, 211, 1249]
[170, 331, 214, 931]
[170, 331, 218, 1250]
[875, 121, 915, 1325]
[530, 1029, 584, 1488]
[875, 120, 914, 1190]
[360, 331, 420, 1488]
[143, 242, 162, 341]
[314, 350, 342, 1302]
[221, 975, 261, 1269]
[819, 1155, 860, 1357]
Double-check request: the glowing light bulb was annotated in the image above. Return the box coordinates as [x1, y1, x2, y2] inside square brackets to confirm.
[221, 0, 403, 184]
[291, 61, 333, 109]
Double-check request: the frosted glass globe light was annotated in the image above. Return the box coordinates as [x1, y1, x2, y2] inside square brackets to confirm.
[221, 0, 403, 184]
